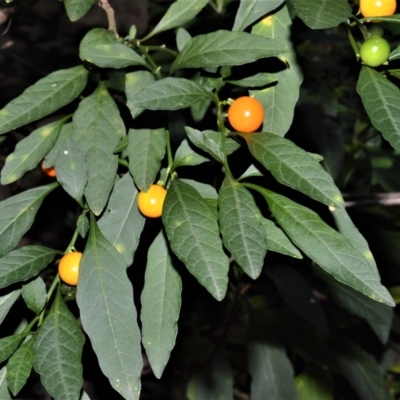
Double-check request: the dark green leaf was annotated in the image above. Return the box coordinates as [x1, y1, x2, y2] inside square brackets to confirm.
[64, 0, 96, 21]
[127, 128, 166, 191]
[22, 277, 47, 315]
[185, 127, 240, 164]
[291, 0, 352, 29]
[162, 179, 229, 301]
[0, 367, 11, 400]
[245, 133, 344, 208]
[77, 213, 89, 238]
[44, 123, 74, 167]
[0, 66, 88, 135]
[174, 139, 209, 168]
[171, 30, 286, 73]
[232, 0, 284, 32]
[76, 216, 142, 399]
[1, 118, 65, 184]
[262, 219, 302, 259]
[6, 339, 34, 396]
[0, 246, 59, 289]
[141, 231, 182, 378]
[0, 289, 21, 325]
[218, 175, 267, 279]
[357, 66, 400, 153]
[80, 28, 147, 68]
[126, 71, 155, 119]
[0, 334, 27, 364]
[187, 351, 233, 400]
[128, 78, 213, 111]
[98, 173, 145, 266]
[0, 184, 57, 257]
[247, 340, 297, 400]
[251, 6, 303, 136]
[145, 0, 208, 40]
[54, 138, 88, 206]
[72, 82, 124, 215]
[33, 290, 84, 400]
[180, 179, 218, 199]
[257, 188, 394, 306]
[320, 271, 393, 344]
[335, 341, 391, 400]
[226, 72, 277, 88]
[330, 207, 379, 277]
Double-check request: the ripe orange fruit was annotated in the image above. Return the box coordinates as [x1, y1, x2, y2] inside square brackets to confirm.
[58, 251, 82, 286]
[360, 0, 396, 18]
[227, 96, 264, 133]
[137, 184, 167, 218]
[41, 160, 56, 177]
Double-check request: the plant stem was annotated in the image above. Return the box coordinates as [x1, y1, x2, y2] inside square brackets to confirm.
[98, 0, 118, 37]
[136, 41, 162, 79]
[143, 45, 178, 57]
[66, 228, 80, 253]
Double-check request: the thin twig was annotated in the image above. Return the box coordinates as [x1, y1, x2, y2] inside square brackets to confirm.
[342, 192, 400, 208]
[98, 0, 118, 37]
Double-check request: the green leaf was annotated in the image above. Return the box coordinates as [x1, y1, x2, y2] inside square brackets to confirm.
[232, 0, 284, 32]
[247, 341, 297, 400]
[0, 184, 58, 257]
[251, 6, 303, 136]
[176, 28, 192, 52]
[77, 212, 89, 238]
[330, 207, 379, 277]
[64, 0, 96, 21]
[141, 231, 182, 378]
[128, 78, 213, 111]
[72, 82, 124, 215]
[0, 246, 59, 289]
[174, 139, 209, 168]
[185, 127, 240, 164]
[238, 164, 264, 180]
[0, 334, 27, 364]
[256, 188, 394, 307]
[357, 66, 400, 153]
[125, 71, 155, 119]
[186, 351, 233, 400]
[0, 66, 88, 135]
[262, 219, 302, 259]
[44, 123, 74, 167]
[291, 0, 352, 29]
[335, 341, 391, 400]
[0, 289, 21, 325]
[76, 216, 142, 400]
[245, 133, 344, 208]
[22, 277, 47, 315]
[54, 138, 88, 206]
[389, 44, 400, 61]
[6, 339, 34, 396]
[1, 118, 65, 184]
[218, 175, 267, 279]
[320, 271, 393, 344]
[171, 30, 286, 73]
[127, 128, 166, 191]
[98, 173, 145, 266]
[80, 28, 147, 68]
[180, 179, 218, 200]
[295, 368, 334, 400]
[0, 367, 11, 400]
[162, 179, 229, 301]
[33, 290, 84, 400]
[144, 0, 208, 40]
[226, 72, 277, 88]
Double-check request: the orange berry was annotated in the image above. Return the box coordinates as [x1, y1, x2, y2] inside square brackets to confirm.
[58, 252, 82, 286]
[41, 160, 56, 177]
[227, 96, 264, 133]
[137, 184, 167, 218]
[360, 0, 396, 18]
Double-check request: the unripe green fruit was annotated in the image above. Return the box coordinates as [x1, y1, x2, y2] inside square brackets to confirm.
[360, 36, 391, 67]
